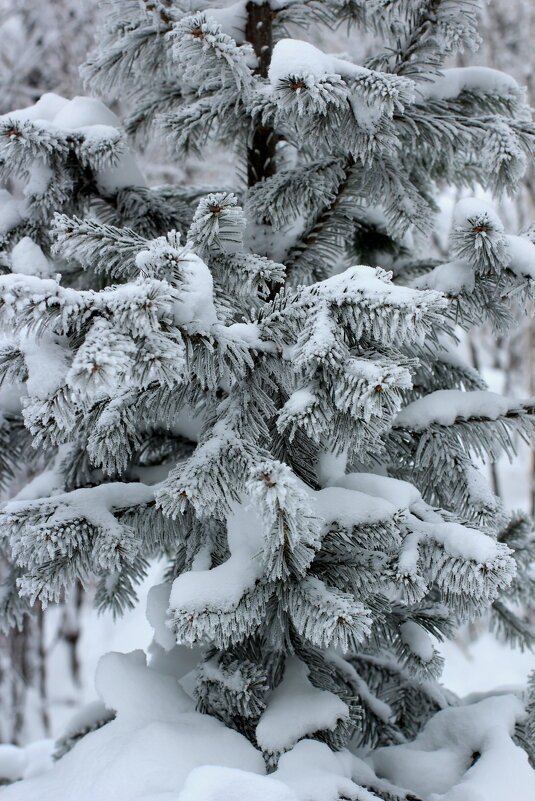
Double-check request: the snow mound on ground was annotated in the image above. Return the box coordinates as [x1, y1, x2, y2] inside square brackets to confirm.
[0, 651, 265, 801]
[274, 740, 363, 801]
[0, 740, 53, 783]
[177, 765, 297, 801]
[95, 650, 194, 723]
[1, 653, 533, 801]
[372, 694, 535, 801]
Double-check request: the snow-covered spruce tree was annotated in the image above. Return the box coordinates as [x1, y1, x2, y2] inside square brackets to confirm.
[1, 0, 535, 798]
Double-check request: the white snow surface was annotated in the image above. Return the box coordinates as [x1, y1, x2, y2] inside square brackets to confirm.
[453, 197, 504, 230]
[313, 485, 398, 527]
[6, 481, 157, 540]
[177, 765, 296, 801]
[21, 335, 70, 399]
[441, 632, 535, 697]
[418, 67, 520, 101]
[169, 504, 264, 613]
[269, 39, 372, 85]
[52, 96, 145, 193]
[0, 650, 265, 801]
[10, 237, 51, 277]
[400, 620, 435, 662]
[0, 741, 53, 783]
[280, 387, 316, 415]
[372, 694, 535, 801]
[135, 245, 219, 330]
[395, 389, 520, 430]
[3, 669, 531, 801]
[330, 472, 421, 512]
[1, 594, 532, 801]
[424, 519, 504, 563]
[3, 94, 145, 194]
[10, 464, 64, 502]
[274, 740, 365, 801]
[206, 1, 248, 43]
[0, 190, 23, 236]
[146, 583, 176, 652]
[52, 96, 118, 129]
[60, 700, 110, 741]
[0, 92, 69, 122]
[505, 234, 535, 279]
[414, 259, 476, 294]
[146, 741, 370, 801]
[96, 650, 194, 724]
[310, 265, 444, 318]
[268, 39, 414, 128]
[255, 658, 349, 753]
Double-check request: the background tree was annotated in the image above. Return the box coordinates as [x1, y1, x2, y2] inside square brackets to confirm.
[0, 0, 99, 115]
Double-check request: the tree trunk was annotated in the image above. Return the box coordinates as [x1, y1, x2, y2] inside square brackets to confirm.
[0, 607, 49, 744]
[59, 582, 83, 689]
[245, 1, 276, 187]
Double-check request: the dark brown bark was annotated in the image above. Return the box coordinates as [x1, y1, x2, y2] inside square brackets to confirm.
[245, 1, 276, 186]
